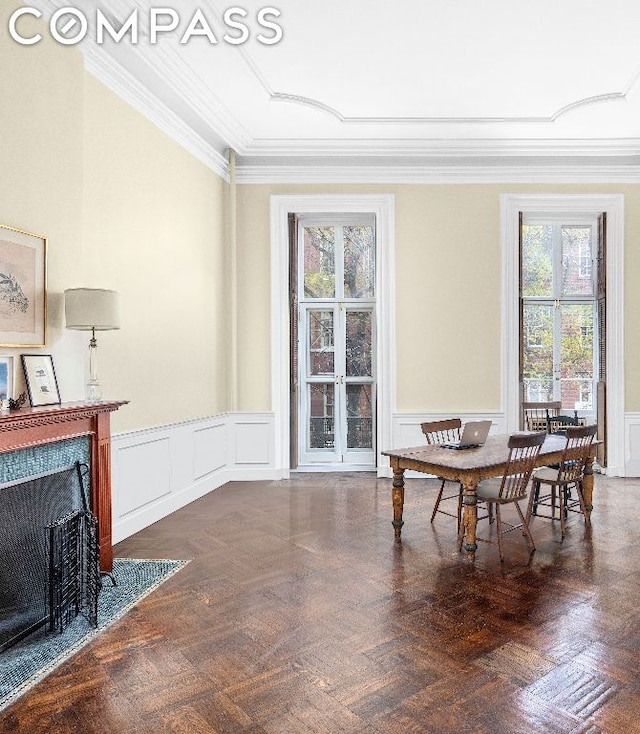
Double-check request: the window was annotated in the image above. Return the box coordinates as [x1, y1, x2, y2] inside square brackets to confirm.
[521, 217, 598, 411]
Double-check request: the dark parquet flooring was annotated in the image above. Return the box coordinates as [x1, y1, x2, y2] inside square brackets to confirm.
[2, 472, 640, 733]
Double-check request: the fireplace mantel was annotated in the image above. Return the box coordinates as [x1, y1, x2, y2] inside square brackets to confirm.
[0, 400, 128, 573]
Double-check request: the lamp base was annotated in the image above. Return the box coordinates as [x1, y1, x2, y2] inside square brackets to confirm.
[86, 379, 102, 402]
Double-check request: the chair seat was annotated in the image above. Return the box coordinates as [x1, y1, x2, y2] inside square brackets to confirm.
[533, 465, 580, 486]
[532, 466, 562, 484]
[476, 478, 528, 504]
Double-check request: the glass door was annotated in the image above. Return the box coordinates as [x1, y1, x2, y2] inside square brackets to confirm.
[297, 217, 376, 468]
[521, 219, 598, 414]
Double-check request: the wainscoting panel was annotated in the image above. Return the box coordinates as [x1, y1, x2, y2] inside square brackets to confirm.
[230, 414, 274, 473]
[625, 413, 640, 477]
[115, 434, 172, 517]
[193, 422, 227, 480]
[111, 413, 277, 544]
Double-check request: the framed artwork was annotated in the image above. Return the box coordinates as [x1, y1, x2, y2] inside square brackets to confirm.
[21, 353, 60, 407]
[0, 356, 13, 401]
[0, 224, 47, 347]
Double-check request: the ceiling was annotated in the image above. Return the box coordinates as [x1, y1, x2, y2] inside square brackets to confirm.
[29, 0, 640, 180]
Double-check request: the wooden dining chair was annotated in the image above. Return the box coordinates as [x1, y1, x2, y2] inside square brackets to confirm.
[459, 431, 546, 562]
[421, 419, 464, 531]
[526, 424, 597, 540]
[522, 401, 562, 433]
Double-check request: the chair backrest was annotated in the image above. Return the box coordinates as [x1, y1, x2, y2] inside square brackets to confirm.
[522, 401, 562, 433]
[497, 431, 547, 500]
[558, 424, 598, 483]
[421, 418, 462, 445]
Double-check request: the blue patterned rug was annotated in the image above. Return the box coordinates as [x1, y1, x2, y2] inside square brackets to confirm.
[0, 558, 188, 712]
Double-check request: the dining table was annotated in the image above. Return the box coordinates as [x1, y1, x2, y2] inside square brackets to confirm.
[382, 433, 598, 557]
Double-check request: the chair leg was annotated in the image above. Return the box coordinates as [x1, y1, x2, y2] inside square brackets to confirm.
[558, 484, 566, 540]
[430, 479, 447, 523]
[531, 482, 540, 516]
[526, 481, 538, 525]
[456, 488, 463, 534]
[515, 501, 536, 557]
[495, 505, 504, 563]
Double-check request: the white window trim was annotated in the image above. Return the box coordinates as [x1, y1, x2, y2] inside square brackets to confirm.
[270, 194, 395, 478]
[501, 194, 625, 476]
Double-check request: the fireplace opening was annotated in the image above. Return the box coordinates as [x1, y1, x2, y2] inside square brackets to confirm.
[0, 462, 100, 651]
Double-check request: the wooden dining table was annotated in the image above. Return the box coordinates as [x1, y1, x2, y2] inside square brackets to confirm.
[382, 433, 598, 556]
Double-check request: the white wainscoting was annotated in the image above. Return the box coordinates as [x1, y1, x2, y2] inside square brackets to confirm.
[110, 412, 277, 544]
[624, 413, 640, 478]
[111, 409, 639, 544]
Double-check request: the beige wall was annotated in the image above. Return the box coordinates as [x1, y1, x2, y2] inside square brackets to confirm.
[236, 183, 640, 414]
[0, 4, 229, 432]
[82, 75, 228, 430]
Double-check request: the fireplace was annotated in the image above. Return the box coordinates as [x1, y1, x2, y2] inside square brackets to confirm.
[0, 462, 100, 651]
[0, 400, 128, 572]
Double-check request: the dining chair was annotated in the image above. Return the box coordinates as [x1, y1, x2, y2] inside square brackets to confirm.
[526, 424, 598, 540]
[459, 431, 546, 562]
[522, 401, 562, 433]
[421, 419, 464, 531]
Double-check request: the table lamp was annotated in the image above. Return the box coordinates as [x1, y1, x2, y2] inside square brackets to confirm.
[64, 288, 120, 401]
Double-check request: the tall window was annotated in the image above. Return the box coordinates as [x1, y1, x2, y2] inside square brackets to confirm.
[296, 216, 376, 468]
[521, 217, 598, 412]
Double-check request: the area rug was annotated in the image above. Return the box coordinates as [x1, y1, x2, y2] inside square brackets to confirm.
[0, 558, 189, 712]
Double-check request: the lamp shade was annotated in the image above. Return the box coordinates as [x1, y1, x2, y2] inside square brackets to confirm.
[64, 288, 120, 331]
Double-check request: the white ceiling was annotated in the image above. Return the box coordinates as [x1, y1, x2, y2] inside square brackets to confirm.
[30, 0, 640, 180]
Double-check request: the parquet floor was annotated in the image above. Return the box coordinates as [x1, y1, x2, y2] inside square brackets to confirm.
[2, 472, 640, 733]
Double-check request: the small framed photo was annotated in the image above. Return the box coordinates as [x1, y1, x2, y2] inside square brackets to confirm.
[0, 356, 14, 401]
[0, 224, 47, 347]
[21, 354, 60, 407]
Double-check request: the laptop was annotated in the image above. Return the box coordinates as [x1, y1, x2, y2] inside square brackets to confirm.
[442, 420, 492, 450]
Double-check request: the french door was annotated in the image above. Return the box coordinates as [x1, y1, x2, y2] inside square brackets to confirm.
[520, 216, 599, 418]
[296, 217, 376, 468]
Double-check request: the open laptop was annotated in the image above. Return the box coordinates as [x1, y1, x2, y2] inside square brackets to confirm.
[442, 420, 492, 450]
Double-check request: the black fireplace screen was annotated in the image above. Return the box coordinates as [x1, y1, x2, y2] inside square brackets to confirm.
[0, 462, 100, 651]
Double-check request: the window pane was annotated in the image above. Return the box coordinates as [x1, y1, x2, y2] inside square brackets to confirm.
[344, 225, 375, 298]
[308, 384, 334, 449]
[522, 224, 553, 297]
[560, 303, 594, 410]
[561, 226, 593, 297]
[522, 303, 553, 401]
[346, 384, 373, 449]
[308, 310, 334, 376]
[345, 311, 372, 377]
[304, 227, 335, 298]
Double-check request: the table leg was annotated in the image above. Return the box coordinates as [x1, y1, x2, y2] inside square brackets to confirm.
[461, 480, 478, 554]
[581, 456, 595, 526]
[392, 468, 405, 538]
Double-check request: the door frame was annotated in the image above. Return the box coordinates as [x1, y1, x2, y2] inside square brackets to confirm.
[501, 194, 624, 476]
[270, 194, 395, 477]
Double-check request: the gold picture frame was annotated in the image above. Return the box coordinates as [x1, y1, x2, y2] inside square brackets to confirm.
[0, 224, 47, 347]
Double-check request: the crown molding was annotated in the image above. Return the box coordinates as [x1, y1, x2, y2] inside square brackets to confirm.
[238, 137, 640, 159]
[236, 163, 640, 185]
